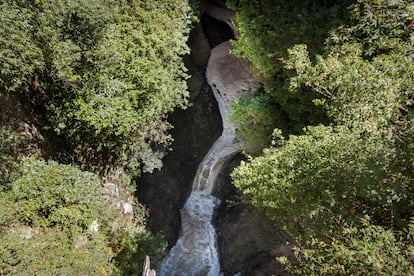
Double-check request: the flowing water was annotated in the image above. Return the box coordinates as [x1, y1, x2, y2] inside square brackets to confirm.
[159, 39, 258, 275]
[159, 57, 240, 276]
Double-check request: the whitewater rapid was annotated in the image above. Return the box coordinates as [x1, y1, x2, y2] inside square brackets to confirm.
[159, 41, 258, 275]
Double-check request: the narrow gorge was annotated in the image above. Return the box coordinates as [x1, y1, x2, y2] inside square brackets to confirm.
[159, 27, 260, 275]
[138, 2, 292, 274]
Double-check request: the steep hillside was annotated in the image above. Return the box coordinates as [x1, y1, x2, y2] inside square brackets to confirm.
[0, 0, 192, 274]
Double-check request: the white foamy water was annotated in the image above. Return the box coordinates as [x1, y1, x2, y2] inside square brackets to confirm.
[158, 191, 221, 276]
[159, 42, 258, 275]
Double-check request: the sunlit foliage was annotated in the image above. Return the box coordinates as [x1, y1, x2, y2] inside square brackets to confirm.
[231, 0, 414, 273]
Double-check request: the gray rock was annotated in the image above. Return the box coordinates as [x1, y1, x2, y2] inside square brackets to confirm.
[123, 202, 133, 214]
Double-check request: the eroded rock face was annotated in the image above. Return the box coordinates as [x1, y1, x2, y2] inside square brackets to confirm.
[213, 156, 295, 275]
[205, 5, 235, 25]
[202, 13, 235, 48]
[206, 42, 260, 106]
[159, 31, 259, 275]
[136, 22, 221, 247]
[191, 41, 260, 195]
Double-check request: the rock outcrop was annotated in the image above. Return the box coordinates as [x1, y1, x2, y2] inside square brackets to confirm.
[204, 5, 236, 35]
[139, 1, 294, 274]
[136, 22, 221, 248]
[159, 32, 259, 275]
[213, 156, 295, 275]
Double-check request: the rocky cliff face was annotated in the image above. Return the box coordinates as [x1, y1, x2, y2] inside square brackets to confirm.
[138, 1, 294, 274]
[213, 156, 295, 275]
[136, 21, 221, 248]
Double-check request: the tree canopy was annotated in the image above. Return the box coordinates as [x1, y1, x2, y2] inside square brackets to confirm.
[230, 0, 414, 273]
[1, 0, 192, 169]
[0, 0, 191, 274]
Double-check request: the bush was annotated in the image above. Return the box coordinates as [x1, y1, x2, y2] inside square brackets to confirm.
[0, 2, 43, 91]
[9, 158, 105, 228]
[0, 157, 168, 274]
[230, 94, 287, 153]
[0, 0, 193, 168]
[0, 228, 115, 275]
[0, 158, 116, 274]
[0, 128, 25, 185]
[283, 217, 414, 275]
[228, 0, 352, 79]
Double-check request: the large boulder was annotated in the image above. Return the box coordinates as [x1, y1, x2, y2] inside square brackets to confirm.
[206, 40, 260, 132]
[213, 156, 295, 275]
[206, 42, 259, 104]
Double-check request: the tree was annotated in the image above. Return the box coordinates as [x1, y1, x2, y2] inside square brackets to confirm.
[228, 0, 352, 143]
[231, 0, 414, 273]
[281, 217, 414, 275]
[0, 0, 193, 169]
[0, 158, 115, 275]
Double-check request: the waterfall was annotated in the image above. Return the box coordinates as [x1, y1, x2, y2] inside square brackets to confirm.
[159, 41, 258, 275]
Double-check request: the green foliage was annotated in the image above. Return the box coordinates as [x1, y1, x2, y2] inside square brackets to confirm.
[230, 94, 287, 153]
[115, 228, 166, 275]
[231, 0, 414, 273]
[0, 128, 25, 185]
[228, 0, 352, 79]
[8, 157, 105, 229]
[285, 43, 414, 131]
[0, 157, 168, 274]
[328, 0, 414, 58]
[0, 2, 43, 91]
[48, 0, 191, 165]
[0, 0, 192, 168]
[1, 0, 187, 274]
[0, 157, 116, 275]
[233, 125, 412, 237]
[229, 0, 413, 144]
[283, 217, 414, 275]
[0, 229, 114, 275]
[227, 0, 349, 141]
[263, 77, 328, 134]
[232, 0, 414, 227]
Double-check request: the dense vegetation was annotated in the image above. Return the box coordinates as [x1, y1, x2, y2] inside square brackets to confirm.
[2, 0, 413, 273]
[1, 0, 191, 274]
[229, 0, 414, 273]
[1, 157, 115, 274]
[1, 0, 191, 169]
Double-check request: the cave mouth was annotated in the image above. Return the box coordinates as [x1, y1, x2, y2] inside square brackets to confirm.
[201, 13, 235, 48]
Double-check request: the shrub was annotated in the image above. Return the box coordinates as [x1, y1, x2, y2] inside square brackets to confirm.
[283, 217, 414, 275]
[0, 157, 116, 274]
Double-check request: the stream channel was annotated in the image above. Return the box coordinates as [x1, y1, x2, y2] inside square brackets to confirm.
[137, 2, 268, 275]
[157, 5, 259, 275]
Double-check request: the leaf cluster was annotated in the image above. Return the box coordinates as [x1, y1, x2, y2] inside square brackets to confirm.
[284, 217, 414, 275]
[0, 0, 192, 169]
[230, 94, 288, 153]
[0, 158, 115, 275]
[231, 0, 414, 273]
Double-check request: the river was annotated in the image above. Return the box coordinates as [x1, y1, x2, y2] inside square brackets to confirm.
[159, 36, 259, 275]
